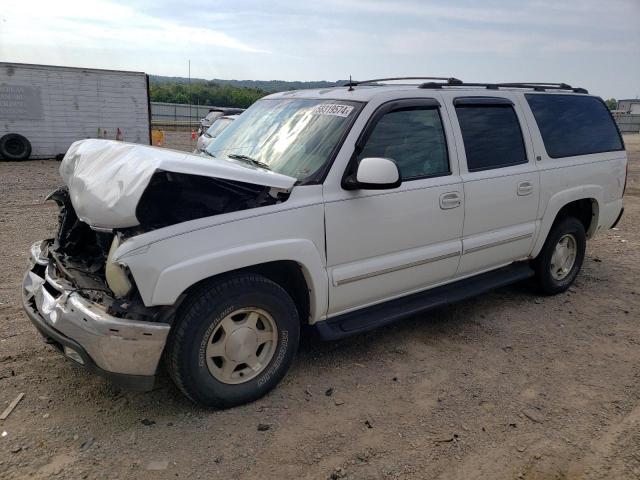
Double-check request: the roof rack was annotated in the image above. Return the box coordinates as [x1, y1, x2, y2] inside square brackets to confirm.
[343, 76, 463, 87]
[418, 79, 588, 94]
[342, 77, 588, 94]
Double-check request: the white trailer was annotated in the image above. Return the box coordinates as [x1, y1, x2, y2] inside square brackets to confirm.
[0, 62, 150, 160]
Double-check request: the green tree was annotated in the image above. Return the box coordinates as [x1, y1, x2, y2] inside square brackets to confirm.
[149, 80, 267, 108]
[604, 98, 618, 110]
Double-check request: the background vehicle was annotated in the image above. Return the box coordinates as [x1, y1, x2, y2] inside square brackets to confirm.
[23, 78, 626, 408]
[194, 114, 238, 153]
[0, 62, 151, 160]
[199, 107, 244, 134]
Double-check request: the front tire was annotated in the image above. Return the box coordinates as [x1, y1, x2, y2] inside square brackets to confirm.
[165, 273, 300, 408]
[533, 217, 586, 295]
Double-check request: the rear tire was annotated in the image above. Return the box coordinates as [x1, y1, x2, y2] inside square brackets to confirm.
[533, 217, 586, 295]
[165, 273, 300, 408]
[0, 134, 31, 161]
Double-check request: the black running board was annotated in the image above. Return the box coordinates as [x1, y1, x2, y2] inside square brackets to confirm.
[313, 262, 534, 341]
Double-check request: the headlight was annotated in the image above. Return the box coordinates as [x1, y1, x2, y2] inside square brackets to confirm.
[105, 236, 133, 297]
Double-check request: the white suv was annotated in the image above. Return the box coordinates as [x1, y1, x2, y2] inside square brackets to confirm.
[23, 78, 627, 407]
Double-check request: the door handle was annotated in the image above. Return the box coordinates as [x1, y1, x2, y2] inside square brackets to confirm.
[517, 181, 534, 196]
[439, 192, 461, 210]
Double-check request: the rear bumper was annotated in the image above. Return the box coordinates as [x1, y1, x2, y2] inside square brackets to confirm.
[22, 240, 171, 390]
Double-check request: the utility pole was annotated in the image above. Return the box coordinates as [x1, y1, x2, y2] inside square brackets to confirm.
[188, 59, 192, 133]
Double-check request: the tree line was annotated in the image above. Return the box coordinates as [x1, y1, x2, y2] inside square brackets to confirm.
[149, 76, 622, 111]
[149, 75, 344, 93]
[149, 80, 267, 108]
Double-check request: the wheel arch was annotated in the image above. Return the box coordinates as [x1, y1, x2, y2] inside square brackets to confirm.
[532, 188, 601, 258]
[181, 260, 313, 328]
[555, 198, 599, 237]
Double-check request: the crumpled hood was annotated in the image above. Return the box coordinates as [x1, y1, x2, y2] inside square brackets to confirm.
[59, 139, 296, 229]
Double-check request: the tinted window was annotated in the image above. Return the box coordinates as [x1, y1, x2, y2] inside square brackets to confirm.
[526, 94, 623, 158]
[358, 108, 449, 179]
[455, 104, 527, 171]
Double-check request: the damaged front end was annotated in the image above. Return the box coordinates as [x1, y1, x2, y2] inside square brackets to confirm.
[45, 186, 142, 315]
[22, 139, 297, 389]
[22, 236, 170, 389]
[47, 172, 288, 311]
[135, 170, 288, 229]
[21, 186, 171, 389]
[59, 139, 296, 230]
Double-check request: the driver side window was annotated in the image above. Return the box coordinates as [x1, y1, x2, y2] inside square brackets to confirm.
[358, 107, 450, 180]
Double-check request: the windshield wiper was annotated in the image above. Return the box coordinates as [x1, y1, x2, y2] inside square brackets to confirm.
[227, 153, 271, 170]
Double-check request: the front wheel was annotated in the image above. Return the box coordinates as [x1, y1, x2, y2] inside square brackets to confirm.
[533, 217, 586, 295]
[165, 273, 300, 408]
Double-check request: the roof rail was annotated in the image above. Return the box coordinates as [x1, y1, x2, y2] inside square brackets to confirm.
[342, 77, 588, 94]
[344, 76, 462, 87]
[418, 80, 588, 94]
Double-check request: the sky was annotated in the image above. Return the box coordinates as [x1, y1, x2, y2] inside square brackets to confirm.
[0, 0, 638, 99]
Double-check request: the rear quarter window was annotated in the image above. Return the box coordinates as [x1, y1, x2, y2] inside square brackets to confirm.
[525, 94, 623, 158]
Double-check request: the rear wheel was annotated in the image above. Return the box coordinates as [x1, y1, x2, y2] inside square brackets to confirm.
[0, 134, 31, 161]
[165, 273, 300, 408]
[533, 217, 586, 294]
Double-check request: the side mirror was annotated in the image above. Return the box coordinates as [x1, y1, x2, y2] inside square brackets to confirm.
[343, 157, 402, 190]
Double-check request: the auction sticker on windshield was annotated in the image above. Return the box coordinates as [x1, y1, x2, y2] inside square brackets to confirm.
[310, 104, 354, 117]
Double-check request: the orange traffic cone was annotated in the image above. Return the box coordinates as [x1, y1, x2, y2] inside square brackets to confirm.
[191, 129, 196, 140]
[116, 128, 123, 141]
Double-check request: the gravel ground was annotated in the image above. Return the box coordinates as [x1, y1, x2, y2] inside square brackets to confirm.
[0, 135, 638, 480]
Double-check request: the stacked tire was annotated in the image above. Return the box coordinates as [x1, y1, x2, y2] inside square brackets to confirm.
[0, 134, 31, 161]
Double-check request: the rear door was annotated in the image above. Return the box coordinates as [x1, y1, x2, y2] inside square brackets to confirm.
[323, 97, 464, 316]
[444, 94, 540, 275]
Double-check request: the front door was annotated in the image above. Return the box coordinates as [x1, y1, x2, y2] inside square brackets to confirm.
[323, 98, 464, 317]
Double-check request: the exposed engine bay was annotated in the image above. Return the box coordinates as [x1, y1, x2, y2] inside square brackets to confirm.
[46, 187, 130, 314]
[45, 170, 289, 319]
[48, 187, 113, 290]
[135, 171, 286, 229]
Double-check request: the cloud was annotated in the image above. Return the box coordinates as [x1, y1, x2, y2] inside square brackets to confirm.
[383, 27, 638, 56]
[0, 0, 268, 56]
[0, 0, 638, 97]
[318, 0, 639, 31]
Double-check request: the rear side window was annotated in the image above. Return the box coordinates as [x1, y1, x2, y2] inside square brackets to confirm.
[455, 103, 527, 171]
[358, 107, 449, 179]
[525, 94, 623, 158]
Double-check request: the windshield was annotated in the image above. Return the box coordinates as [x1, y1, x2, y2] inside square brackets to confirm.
[206, 117, 234, 137]
[205, 98, 360, 181]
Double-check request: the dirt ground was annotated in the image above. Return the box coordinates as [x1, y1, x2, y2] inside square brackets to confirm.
[0, 134, 639, 480]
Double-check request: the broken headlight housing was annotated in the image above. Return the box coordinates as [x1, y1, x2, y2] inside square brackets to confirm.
[105, 235, 133, 298]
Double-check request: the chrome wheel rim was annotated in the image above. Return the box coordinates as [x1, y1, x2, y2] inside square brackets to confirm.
[205, 308, 278, 384]
[550, 233, 577, 281]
